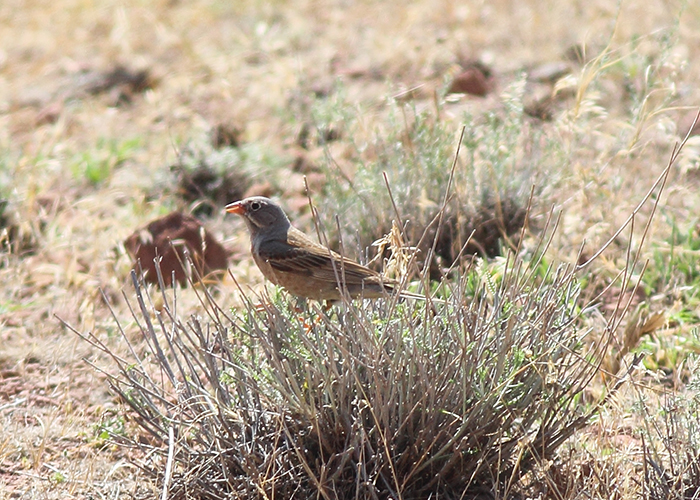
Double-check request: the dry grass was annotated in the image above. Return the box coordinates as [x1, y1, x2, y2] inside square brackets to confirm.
[1, 0, 700, 498]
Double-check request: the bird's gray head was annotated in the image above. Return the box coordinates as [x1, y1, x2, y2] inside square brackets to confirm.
[225, 196, 291, 236]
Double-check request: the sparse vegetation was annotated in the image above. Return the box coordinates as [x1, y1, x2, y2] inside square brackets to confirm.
[1, 0, 700, 498]
[309, 80, 551, 272]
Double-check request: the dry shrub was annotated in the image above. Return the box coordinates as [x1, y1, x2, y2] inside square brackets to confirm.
[311, 82, 555, 275]
[170, 148, 251, 218]
[69, 242, 620, 499]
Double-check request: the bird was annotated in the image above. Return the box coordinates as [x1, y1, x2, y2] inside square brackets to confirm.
[226, 196, 396, 301]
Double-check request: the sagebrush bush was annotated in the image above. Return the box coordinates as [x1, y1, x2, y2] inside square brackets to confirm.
[304, 81, 564, 274]
[71, 237, 623, 499]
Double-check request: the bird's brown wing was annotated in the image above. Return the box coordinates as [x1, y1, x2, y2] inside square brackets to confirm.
[259, 246, 327, 276]
[259, 228, 392, 287]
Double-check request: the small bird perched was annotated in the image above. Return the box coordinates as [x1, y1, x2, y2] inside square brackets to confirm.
[226, 196, 396, 301]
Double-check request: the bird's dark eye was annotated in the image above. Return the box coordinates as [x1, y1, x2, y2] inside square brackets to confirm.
[250, 201, 261, 211]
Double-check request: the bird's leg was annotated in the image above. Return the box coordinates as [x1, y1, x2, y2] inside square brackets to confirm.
[292, 296, 309, 314]
[292, 298, 329, 334]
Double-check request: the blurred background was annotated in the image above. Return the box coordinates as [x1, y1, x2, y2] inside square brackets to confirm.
[1, 0, 699, 497]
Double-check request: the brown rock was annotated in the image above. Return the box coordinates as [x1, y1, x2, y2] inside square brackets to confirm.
[124, 212, 228, 287]
[447, 62, 494, 97]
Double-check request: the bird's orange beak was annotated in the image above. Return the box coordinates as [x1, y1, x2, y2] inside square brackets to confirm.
[225, 201, 246, 215]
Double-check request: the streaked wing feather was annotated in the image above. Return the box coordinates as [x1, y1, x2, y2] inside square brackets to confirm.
[264, 250, 328, 276]
[259, 239, 384, 286]
[309, 258, 380, 285]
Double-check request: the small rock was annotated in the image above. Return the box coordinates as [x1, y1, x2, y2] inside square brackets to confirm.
[447, 62, 494, 97]
[124, 212, 228, 287]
